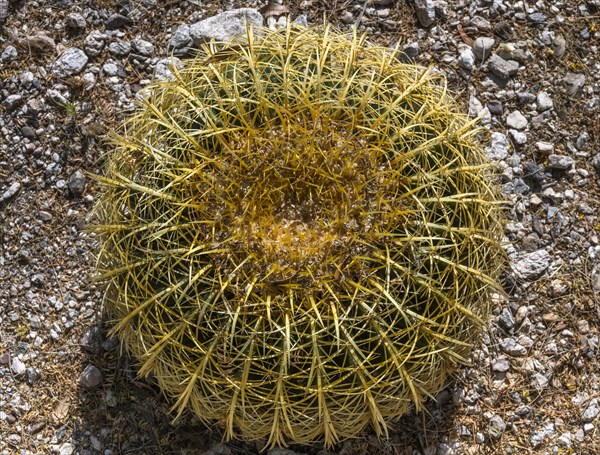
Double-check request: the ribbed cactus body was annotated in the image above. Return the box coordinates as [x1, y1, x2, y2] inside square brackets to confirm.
[94, 26, 504, 447]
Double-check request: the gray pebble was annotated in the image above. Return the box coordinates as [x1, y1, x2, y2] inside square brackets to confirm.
[562, 73, 586, 96]
[168, 24, 192, 53]
[500, 338, 527, 356]
[189, 8, 263, 45]
[485, 132, 509, 160]
[512, 249, 550, 280]
[473, 37, 495, 61]
[84, 30, 107, 57]
[509, 129, 527, 145]
[536, 92, 553, 111]
[68, 170, 86, 196]
[11, 357, 26, 376]
[52, 48, 88, 77]
[414, 0, 435, 27]
[132, 38, 154, 57]
[506, 110, 528, 130]
[0, 181, 21, 204]
[3, 94, 23, 111]
[340, 10, 354, 25]
[492, 357, 510, 372]
[106, 13, 130, 30]
[458, 47, 475, 70]
[488, 55, 519, 80]
[498, 307, 515, 332]
[488, 414, 506, 439]
[547, 155, 575, 170]
[66, 12, 86, 30]
[1, 45, 18, 62]
[582, 399, 599, 422]
[108, 40, 131, 57]
[79, 364, 102, 388]
[81, 326, 104, 356]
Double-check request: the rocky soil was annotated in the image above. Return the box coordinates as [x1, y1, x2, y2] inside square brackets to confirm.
[1, 1, 599, 454]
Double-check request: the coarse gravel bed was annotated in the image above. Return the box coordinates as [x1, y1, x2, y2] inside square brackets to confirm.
[1, 1, 600, 454]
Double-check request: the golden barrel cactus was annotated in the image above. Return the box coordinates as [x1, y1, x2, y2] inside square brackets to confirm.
[93, 26, 504, 447]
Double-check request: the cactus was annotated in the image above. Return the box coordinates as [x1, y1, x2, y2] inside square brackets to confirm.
[93, 26, 505, 447]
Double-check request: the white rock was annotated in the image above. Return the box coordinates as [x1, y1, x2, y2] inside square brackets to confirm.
[485, 132, 510, 160]
[536, 141, 554, 154]
[11, 357, 26, 376]
[52, 47, 88, 77]
[189, 8, 264, 45]
[414, 0, 436, 27]
[512, 249, 550, 280]
[473, 37, 495, 61]
[506, 110, 528, 130]
[537, 92, 553, 111]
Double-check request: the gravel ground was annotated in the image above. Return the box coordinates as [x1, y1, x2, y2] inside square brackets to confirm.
[1, 1, 600, 454]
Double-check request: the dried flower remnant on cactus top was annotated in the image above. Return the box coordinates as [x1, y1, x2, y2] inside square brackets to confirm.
[93, 26, 505, 448]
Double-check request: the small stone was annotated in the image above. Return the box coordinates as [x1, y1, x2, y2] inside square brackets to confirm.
[583, 423, 594, 433]
[400, 42, 419, 62]
[492, 357, 510, 372]
[498, 307, 515, 332]
[531, 423, 555, 447]
[458, 47, 475, 70]
[1, 45, 18, 62]
[547, 155, 575, 170]
[168, 24, 192, 52]
[592, 154, 600, 175]
[536, 92, 553, 111]
[523, 162, 544, 183]
[582, 399, 599, 422]
[485, 132, 509, 160]
[102, 62, 119, 77]
[500, 338, 527, 356]
[154, 57, 183, 81]
[68, 170, 86, 196]
[66, 12, 86, 30]
[3, 94, 23, 111]
[79, 364, 102, 389]
[488, 55, 519, 80]
[475, 432, 485, 444]
[106, 13, 130, 30]
[52, 48, 88, 77]
[340, 10, 354, 24]
[84, 31, 107, 57]
[551, 34, 567, 58]
[108, 40, 131, 57]
[576, 132, 589, 150]
[488, 414, 506, 439]
[506, 110, 528, 130]
[132, 38, 154, 57]
[512, 249, 550, 280]
[59, 442, 76, 455]
[509, 129, 527, 145]
[562, 73, 586, 96]
[472, 37, 495, 61]
[0, 181, 21, 204]
[81, 326, 104, 356]
[414, 0, 435, 27]
[189, 9, 264, 45]
[536, 141, 554, 155]
[528, 12, 546, 24]
[530, 372, 549, 390]
[7, 434, 22, 446]
[557, 433, 571, 449]
[487, 100, 503, 115]
[0, 352, 10, 364]
[11, 357, 26, 376]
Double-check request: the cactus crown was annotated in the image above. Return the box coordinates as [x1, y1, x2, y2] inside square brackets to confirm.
[93, 26, 505, 447]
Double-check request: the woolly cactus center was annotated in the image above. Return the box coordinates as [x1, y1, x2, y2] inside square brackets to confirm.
[223, 126, 396, 282]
